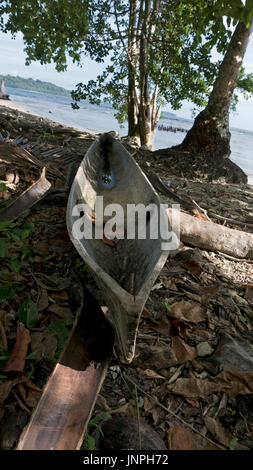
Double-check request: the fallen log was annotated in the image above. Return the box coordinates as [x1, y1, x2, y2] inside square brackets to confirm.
[168, 208, 253, 260]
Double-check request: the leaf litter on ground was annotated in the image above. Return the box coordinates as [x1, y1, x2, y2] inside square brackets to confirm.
[1, 109, 253, 449]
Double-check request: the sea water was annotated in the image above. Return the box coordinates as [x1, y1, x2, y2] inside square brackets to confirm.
[5, 86, 253, 184]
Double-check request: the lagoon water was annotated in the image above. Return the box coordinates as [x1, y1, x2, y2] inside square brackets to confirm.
[6, 86, 253, 183]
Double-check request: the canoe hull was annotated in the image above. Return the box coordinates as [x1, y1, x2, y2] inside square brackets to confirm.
[67, 134, 173, 362]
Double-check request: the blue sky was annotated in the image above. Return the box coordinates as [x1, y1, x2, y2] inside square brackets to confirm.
[1, 29, 253, 130]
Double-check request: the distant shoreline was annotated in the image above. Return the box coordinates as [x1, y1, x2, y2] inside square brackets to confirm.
[0, 98, 100, 137]
[1, 74, 70, 97]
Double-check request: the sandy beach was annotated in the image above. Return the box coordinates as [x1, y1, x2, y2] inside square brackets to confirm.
[0, 98, 28, 113]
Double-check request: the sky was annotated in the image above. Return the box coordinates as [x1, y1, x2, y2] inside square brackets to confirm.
[1, 29, 253, 130]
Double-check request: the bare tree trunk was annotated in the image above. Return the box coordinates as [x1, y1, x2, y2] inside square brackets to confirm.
[127, 0, 161, 150]
[127, 0, 140, 144]
[136, 0, 152, 148]
[179, 20, 253, 158]
[138, 0, 161, 149]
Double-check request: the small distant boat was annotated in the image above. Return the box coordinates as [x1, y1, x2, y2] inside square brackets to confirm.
[67, 133, 172, 363]
[0, 78, 10, 100]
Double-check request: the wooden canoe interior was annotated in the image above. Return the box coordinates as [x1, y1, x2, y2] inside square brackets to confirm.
[66, 133, 171, 363]
[67, 134, 169, 297]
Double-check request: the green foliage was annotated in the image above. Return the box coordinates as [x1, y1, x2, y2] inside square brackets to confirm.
[0, 218, 35, 271]
[70, 0, 253, 127]
[0, 74, 70, 96]
[0, 213, 35, 303]
[48, 319, 72, 351]
[0, 350, 10, 371]
[37, 132, 57, 142]
[0, 183, 7, 192]
[0, 0, 89, 72]
[164, 298, 171, 312]
[74, 258, 91, 276]
[0, 283, 14, 301]
[18, 296, 38, 328]
[231, 66, 253, 111]
[84, 413, 111, 450]
[229, 437, 238, 450]
[223, 0, 253, 27]
[23, 350, 41, 379]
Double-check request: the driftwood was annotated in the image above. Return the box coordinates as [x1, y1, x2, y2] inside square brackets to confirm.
[168, 208, 253, 260]
[17, 284, 114, 450]
[0, 167, 51, 222]
[0, 79, 9, 100]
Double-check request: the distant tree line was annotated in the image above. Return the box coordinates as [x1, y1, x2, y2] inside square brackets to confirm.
[0, 74, 70, 97]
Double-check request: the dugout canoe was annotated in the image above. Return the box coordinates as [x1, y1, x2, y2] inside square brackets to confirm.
[66, 133, 175, 363]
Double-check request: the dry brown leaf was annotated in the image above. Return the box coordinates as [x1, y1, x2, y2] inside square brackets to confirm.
[30, 330, 58, 360]
[193, 210, 209, 221]
[0, 310, 7, 350]
[47, 304, 73, 319]
[33, 273, 70, 291]
[0, 377, 26, 406]
[170, 317, 192, 339]
[167, 377, 228, 398]
[141, 306, 152, 318]
[245, 284, 253, 303]
[54, 229, 69, 240]
[185, 397, 200, 408]
[143, 369, 165, 379]
[215, 370, 253, 398]
[143, 396, 153, 412]
[200, 285, 220, 303]
[109, 403, 130, 415]
[151, 407, 160, 426]
[0, 309, 7, 328]
[204, 416, 247, 450]
[96, 396, 132, 416]
[134, 344, 178, 370]
[17, 380, 41, 408]
[167, 370, 253, 399]
[181, 288, 202, 303]
[102, 233, 118, 246]
[51, 290, 69, 300]
[35, 242, 50, 255]
[7, 272, 27, 282]
[167, 426, 216, 450]
[0, 408, 5, 423]
[109, 401, 138, 418]
[162, 279, 178, 290]
[188, 326, 215, 342]
[0, 190, 9, 200]
[171, 336, 196, 364]
[181, 260, 201, 275]
[152, 316, 171, 337]
[48, 238, 72, 253]
[2, 323, 31, 373]
[96, 394, 110, 411]
[36, 288, 49, 312]
[170, 301, 206, 323]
